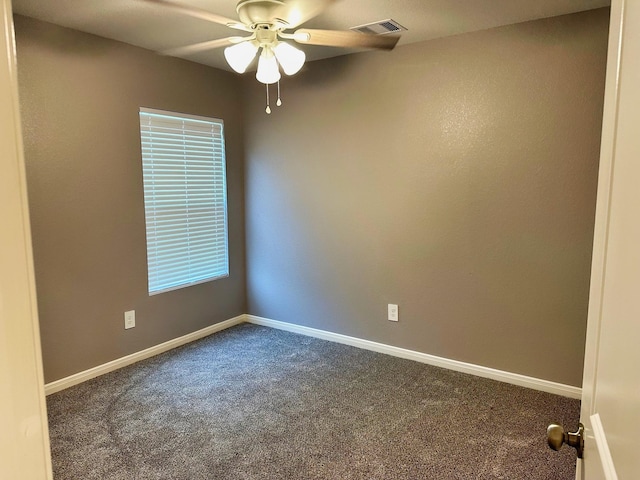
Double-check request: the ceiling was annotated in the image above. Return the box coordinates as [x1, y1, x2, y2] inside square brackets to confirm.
[11, 0, 610, 71]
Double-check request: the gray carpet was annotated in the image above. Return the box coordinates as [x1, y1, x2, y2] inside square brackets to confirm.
[47, 323, 580, 479]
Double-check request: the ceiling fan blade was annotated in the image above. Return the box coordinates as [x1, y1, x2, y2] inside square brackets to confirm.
[279, 0, 336, 29]
[294, 29, 400, 50]
[141, 0, 251, 31]
[162, 36, 249, 57]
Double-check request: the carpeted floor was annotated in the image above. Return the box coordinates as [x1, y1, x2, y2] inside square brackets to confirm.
[47, 323, 580, 479]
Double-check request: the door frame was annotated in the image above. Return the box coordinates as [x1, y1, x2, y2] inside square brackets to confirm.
[578, 0, 634, 477]
[0, 0, 52, 478]
[579, 0, 622, 420]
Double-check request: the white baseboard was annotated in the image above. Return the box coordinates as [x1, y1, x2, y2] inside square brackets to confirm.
[45, 313, 582, 400]
[44, 315, 245, 395]
[245, 314, 582, 399]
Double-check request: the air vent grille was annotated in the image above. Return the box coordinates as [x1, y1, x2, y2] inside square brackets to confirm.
[350, 19, 407, 35]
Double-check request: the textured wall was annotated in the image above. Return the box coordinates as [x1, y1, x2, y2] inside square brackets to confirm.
[244, 9, 609, 386]
[15, 16, 247, 383]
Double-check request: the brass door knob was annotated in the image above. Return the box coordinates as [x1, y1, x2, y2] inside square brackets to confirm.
[547, 423, 584, 458]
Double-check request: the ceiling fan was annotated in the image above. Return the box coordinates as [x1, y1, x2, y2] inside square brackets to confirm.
[141, 0, 401, 112]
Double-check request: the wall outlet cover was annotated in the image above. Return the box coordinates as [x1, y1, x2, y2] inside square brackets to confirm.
[124, 310, 135, 329]
[388, 304, 399, 322]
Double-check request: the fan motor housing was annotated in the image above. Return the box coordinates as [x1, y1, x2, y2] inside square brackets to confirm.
[237, 0, 289, 28]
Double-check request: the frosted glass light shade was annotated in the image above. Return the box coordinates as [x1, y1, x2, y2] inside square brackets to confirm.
[273, 41, 306, 76]
[224, 41, 259, 74]
[256, 48, 281, 84]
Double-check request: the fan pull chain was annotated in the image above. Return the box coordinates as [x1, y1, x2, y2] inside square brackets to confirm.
[276, 80, 282, 107]
[265, 84, 272, 114]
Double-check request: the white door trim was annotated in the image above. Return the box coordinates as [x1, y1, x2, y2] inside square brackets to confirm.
[0, 1, 53, 478]
[578, 1, 627, 478]
[590, 414, 618, 480]
[579, 0, 624, 423]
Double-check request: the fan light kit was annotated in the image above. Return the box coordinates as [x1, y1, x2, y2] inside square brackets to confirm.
[145, 0, 402, 113]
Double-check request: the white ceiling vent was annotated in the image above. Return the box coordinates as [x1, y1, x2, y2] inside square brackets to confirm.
[350, 19, 407, 35]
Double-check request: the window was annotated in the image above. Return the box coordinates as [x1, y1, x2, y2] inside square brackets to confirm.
[139, 107, 228, 295]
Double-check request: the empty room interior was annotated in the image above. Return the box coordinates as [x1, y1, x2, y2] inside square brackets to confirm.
[9, 0, 614, 478]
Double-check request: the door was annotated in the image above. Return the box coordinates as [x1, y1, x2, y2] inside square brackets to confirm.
[577, 0, 640, 478]
[0, 0, 52, 478]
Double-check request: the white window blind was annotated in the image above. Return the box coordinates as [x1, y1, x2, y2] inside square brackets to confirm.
[139, 107, 229, 295]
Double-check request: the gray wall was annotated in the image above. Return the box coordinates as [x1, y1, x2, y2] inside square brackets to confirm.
[15, 16, 247, 383]
[16, 9, 608, 387]
[244, 9, 609, 387]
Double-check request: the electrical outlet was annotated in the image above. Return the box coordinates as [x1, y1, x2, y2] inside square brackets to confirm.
[124, 310, 135, 329]
[388, 304, 399, 322]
